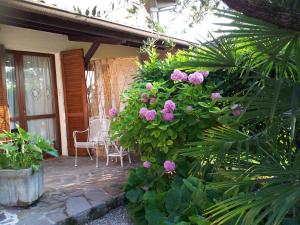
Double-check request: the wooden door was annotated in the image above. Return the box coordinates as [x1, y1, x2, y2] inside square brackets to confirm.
[0, 45, 10, 132]
[2, 50, 60, 151]
[61, 49, 88, 156]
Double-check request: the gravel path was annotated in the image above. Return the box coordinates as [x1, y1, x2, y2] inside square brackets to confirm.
[86, 206, 134, 225]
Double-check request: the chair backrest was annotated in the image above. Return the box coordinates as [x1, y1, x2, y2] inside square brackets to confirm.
[100, 118, 111, 140]
[88, 117, 102, 143]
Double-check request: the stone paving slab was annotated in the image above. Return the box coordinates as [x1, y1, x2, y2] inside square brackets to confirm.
[0, 157, 134, 225]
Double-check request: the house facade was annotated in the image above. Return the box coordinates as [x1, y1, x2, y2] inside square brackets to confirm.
[0, 0, 190, 156]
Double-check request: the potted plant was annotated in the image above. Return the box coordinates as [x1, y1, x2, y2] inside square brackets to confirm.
[0, 125, 58, 207]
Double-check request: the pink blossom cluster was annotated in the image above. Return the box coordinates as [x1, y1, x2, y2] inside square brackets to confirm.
[202, 71, 209, 77]
[146, 83, 153, 91]
[211, 92, 222, 100]
[161, 100, 176, 122]
[170, 70, 209, 85]
[164, 160, 176, 172]
[231, 104, 243, 116]
[188, 72, 204, 85]
[171, 69, 188, 82]
[108, 108, 117, 117]
[149, 97, 156, 104]
[143, 160, 176, 173]
[139, 107, 157, 121]
[141, 93, 149, 103]
[185, 105, 193, 113]
[164, 100, 176, 112]
[140, 93, 156, 105]
[143, 161, 151, 168]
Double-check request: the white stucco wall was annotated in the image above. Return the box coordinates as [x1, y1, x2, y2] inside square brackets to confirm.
[0, 24, 139, 155]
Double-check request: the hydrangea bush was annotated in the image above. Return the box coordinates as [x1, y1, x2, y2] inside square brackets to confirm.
[111, 71, 224, 161]
[110, 49, 234, 225]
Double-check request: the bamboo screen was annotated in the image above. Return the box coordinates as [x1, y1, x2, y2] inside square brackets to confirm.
[86, 57, 138, 118]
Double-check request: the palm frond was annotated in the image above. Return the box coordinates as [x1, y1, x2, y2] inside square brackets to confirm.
[206, 165, 300, 225]
[180, 35, 237, 72]
[214, 9, 300, 81]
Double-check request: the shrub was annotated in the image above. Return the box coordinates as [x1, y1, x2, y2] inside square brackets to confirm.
[110, 49, 232, 224]
[111, 69, 224, 162]
[125, 165, 220, 225]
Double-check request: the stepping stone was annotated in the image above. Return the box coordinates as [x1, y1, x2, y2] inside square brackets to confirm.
[65, 196, 91, 216]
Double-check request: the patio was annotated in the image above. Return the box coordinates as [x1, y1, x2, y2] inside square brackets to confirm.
[0, 156, 134, 225]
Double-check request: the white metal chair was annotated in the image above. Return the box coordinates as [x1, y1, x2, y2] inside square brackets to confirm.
[73, 117, 102, 168]
[101, 118, 131, 167]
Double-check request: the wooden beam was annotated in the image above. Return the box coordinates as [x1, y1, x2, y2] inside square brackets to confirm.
[68, 35, 125, 45]
[84, 42, 101, 69]
[0, 6, 145, 46]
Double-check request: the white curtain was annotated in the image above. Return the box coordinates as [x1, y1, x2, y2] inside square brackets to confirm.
[23, 55, 54, 116]
[5, 53, 18, 129]
[23, 55, 56, 143]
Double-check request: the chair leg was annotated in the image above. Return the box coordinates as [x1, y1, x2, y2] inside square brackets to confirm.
[87, 148, 93, 160]
[128, 152, 132, 164]
[106, 155, 109, 166]
[96, 148, 99, 168]
[120, 156, 124, 168]
[75, 147, 78, 167]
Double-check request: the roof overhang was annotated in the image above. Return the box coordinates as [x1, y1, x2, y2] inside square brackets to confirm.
[0, 0, 191, 49]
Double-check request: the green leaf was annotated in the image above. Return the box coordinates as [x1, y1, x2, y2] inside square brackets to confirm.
[165, 188, 181, 213]
[166, 140, 173, 146]
[126, 188, 143, 203]
[198, 102, 210, 108]
[189, 215, 210, 225]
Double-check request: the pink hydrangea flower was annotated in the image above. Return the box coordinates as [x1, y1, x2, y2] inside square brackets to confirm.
[149, 97, 156, 104]
[145, 109, 157, 121]
[164, 100, 176, 112]
[139, 107, 148, 119]
[142, 186, 149, 192]
[141, 93, 149, 103]
[146, 83, 153, 91]
[143, 161, 151, 169]
[162, 112, 174, 121]
[211, 92, 222, 100]
[108, 108, 117, 117]
[185, 105, 193, 112]
[202, 71, 209, 77]
[231, 104, 243, 116]
[164, 160, 176, 172]
[188, 72, 204, 85]
[181, 72, 188, 81]
[232, 110, 241, 116]
[170, 69, 188, 82]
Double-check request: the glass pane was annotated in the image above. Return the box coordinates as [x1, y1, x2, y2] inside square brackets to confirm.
[5, 53, 19, 117]
[10, 121, 19, 131]
[23, 55, 54, 116]
[27, 118, 56, 144]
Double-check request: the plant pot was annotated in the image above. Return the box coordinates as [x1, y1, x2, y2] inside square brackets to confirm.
[0, 166, 44, 207]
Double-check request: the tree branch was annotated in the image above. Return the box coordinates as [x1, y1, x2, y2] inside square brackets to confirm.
[222, 0, 300, 32]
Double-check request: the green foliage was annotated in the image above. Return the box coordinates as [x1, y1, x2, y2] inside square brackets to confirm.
[179, 9, 300, 225]
[111, 47, 230, 224]
[0, 125, 58, 172]
[111, 63, 223, 161]
[113, 4, 300, 224]
[116, 6, 300, 225]
[125, 166, 218, 225]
